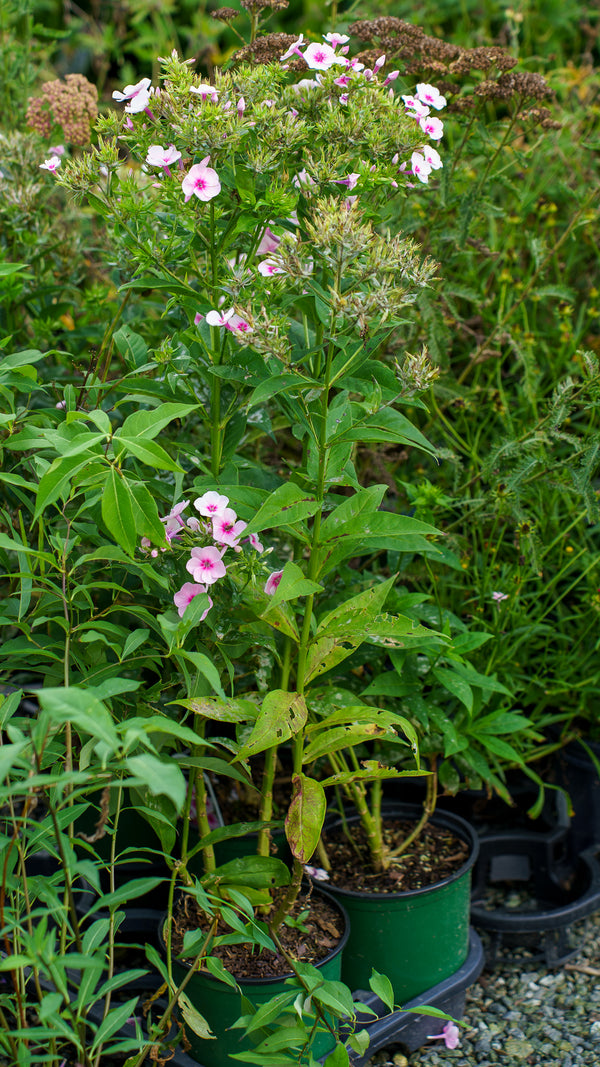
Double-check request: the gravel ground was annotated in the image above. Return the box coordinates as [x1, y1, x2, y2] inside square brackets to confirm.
[367, 913, 600, 1067]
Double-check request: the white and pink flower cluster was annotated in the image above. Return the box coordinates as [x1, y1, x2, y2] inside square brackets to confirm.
[401, 83, 446, 184]
[142, 491, 282, 623]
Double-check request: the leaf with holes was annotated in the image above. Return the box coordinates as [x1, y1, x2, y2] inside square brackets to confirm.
[235, 691, 307, 761]
[285, 774, 326, 863]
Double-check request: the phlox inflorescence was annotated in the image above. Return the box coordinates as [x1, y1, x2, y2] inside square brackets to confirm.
[140, 492, 281, 623]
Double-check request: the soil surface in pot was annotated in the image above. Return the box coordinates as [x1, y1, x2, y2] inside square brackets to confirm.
[171, 887, 344, 980]
[323, 818, 469, 893]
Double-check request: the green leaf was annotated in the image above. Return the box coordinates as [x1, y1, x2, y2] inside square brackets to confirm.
[324, 1044, 350, 1067]
[317, 577, 397, 636]
[114, 325, 149, 368]
[178, 992, 216, 1039]
[178, 695, 257, 724]
[34, 454, 99, 519]
[116, 434, 183, 473]
[207, 856, 290, 889]
[101, 469, 137, 556]
[431, 667, 474, 712]
[267, 561, 323, 608]
[37, 688, 118, 750]
[125, 754, 186, 810]
[236, 691, 307, 761]
[243, 483, 319, 536]
[128, 481, 168, 545]
[285, 774, 326, 863]
[369, 970, 394, 1011]
[302, 724, 388, 764]
[91, 997, 140, 1052]
[243, 991, 298, 1035]
[120, 402, 197, 441]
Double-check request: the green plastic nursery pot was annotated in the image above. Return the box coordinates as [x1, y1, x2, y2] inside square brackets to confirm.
[319, 805, 479, 1002]
[167, 888, 349, 1066]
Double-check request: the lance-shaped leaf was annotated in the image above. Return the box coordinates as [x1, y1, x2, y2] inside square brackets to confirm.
[285, 773, 326, 863]
[205, 856, 290, 889]
[304, 635, 362, 684]
[266, 561, 323, 609]
[320, 763, 428, 789]
[178, 695, 259, 725]
[243, 483, 319, 536]
[303, 723, 388, 765]
[317, 577, 397, 636]
[235, 691, 307, 762]
[102, 468, 137, 556]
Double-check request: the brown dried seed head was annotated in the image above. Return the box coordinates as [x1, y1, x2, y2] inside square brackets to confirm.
[235, 32, 300, 65]
[239, 0, 288, 10]
[26, 74, 98, 145]
[211, 7, 239, 20]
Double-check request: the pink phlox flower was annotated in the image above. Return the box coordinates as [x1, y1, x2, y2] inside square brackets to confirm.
[40, 155, 61, 173]
[343, 57, 364, 72]
[182, 157, 221, 202]
[194, 491, 229, 517]
[186, 546, 227, 584]
[171, 584, 209, 618]
[293, 167, 315, 190]
[323, 32, 350, 47]
[187, 517, 201, 532]
[212, 509, 247, 548]
[162, 500, 189, 538]
[189, 83, 219, 103]
[247, 532, 264, 553]
[416, 83, 447, 110]
[280, 34, 305, 62]
[344, 195, 357, 210]
[49, 144, 65, 156]
[363, 69, 373, 82]
[227, 313, 252, 335]
[303, 42, 344, 70]
[257, 226, 281, 255]
[112, 78, 152, 114]
[335, 172, 360, 190]
[264, 570, 284, 596]
[333, 74, 351, 88]
[258, 258, 286, 277]
[374, 54, 386, 71]
[384, 70, 399, 86]
[304, 865, 330, 881]
[423, 145, 443, 170]
[427, 1022, 460, 1050]
[237, 96, 246, 117]
[339, 93, 349, 105]
[206, 307, 236, 327]
[402, 94, 430, 118]
[419, 114, 444, 140]
[174, 582, 212, 619]
[492, 590, 509, 602]
[410, 152, 432, 184]
[205, 308, 252, 333]
[146, 144, 181, 169]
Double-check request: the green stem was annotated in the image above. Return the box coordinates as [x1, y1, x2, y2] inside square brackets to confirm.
[388, 763, 437, 859]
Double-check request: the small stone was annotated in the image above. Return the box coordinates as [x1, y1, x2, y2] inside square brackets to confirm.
[591, 1020, 600, 1040]
[503, 1038, 535, 1058]
[392, 1056, 408, 1067]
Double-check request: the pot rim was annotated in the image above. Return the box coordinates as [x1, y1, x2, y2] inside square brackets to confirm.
[161, 883, 351, 987]
[320, 803, 479, 902]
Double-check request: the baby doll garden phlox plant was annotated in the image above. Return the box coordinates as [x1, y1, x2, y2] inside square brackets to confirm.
[53, 28, 461, 1062]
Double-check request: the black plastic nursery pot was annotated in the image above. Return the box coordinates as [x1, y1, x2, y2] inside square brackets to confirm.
[471, 825, 600, 967]
[554, 736, 600, 860]
[318, 805, 479, 1001]
[166, 887, 350, 1067]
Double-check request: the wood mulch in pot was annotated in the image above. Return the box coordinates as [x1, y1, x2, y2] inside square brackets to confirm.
[322, 818, 469, 893]
[171, 885, 344, 980]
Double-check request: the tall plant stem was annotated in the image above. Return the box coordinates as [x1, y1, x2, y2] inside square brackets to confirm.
[388, 762, 437, 859]
[128, 918, 219, 1067]
[258, 637, 292, 858]
[194, 718, 216, 876]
